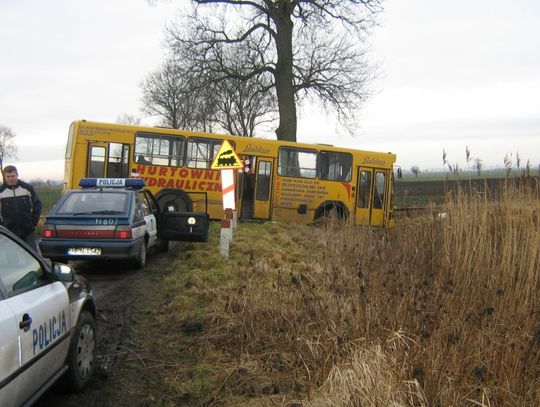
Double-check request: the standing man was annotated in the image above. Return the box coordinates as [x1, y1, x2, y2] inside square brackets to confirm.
[0, 165, 42, 251]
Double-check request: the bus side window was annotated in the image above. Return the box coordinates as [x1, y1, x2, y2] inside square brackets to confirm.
[256, 161, 272, 201]
[135, 135, 152, 163]
[186, 138, 232, 169]
[318, 151, 352, 181]
[151, 138, 170, 166]
[134, 133, 184, 166]
[278, 147, 316, 178]
[108, 143, 130, 178]
[187, 138, 213, 169]
[88, 146, 106, 178]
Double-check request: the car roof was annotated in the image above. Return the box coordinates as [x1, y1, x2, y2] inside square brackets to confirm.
[0, 225, 17, 238]
[68, 188, 133, 193]
[79, 178, 146, 190]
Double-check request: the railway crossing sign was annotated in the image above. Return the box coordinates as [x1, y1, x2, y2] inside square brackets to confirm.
[211, 140, 244, 170]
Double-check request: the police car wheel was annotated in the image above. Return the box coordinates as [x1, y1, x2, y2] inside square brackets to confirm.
[64, 311, 96, 391]
[133, 240, 147, 268]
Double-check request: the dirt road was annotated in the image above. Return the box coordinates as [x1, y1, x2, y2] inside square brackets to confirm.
[34, 244, 180, 407]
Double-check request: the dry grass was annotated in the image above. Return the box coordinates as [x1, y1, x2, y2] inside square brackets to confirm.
[115, 180, 540, 406]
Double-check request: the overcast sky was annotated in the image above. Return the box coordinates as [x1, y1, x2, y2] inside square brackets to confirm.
[1, 0, 539, 180]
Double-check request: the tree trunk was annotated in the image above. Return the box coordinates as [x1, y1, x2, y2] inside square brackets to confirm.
[273, 6, 297, 142]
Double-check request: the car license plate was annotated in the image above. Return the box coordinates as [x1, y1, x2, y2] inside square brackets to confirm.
[67, 248, 102, 256]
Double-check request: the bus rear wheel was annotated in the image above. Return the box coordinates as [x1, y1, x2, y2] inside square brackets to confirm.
[314, 202, 348, 223]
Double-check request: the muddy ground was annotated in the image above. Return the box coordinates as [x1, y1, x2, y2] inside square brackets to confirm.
[34, 243, 182, 407]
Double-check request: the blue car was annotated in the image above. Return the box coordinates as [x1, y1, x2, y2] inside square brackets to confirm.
[39, 178, 209, 267]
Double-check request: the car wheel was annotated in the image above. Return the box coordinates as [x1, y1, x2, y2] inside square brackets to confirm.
[63, 311, 96, 391]
[133, 240, 147, 268]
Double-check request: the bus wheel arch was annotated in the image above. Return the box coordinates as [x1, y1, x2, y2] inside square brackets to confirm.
[155, 189, 193, 212]
[314, 201, 349, 221]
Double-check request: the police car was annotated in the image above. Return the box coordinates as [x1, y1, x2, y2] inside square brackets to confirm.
[39, 178, 209, 267]
[0, 225, 96, 406]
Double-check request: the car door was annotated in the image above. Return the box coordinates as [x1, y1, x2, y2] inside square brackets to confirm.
[137, 192, 158, 248]
[0, 232, 71, 406]
[0, 286, 21, 407]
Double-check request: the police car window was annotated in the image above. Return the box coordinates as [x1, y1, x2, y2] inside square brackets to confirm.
[133, 195, 145, 221]
[144, 191, 159, 213]
[56, 192, 129, 214]
[0, 234, 44, 296]
[138, 193, 151, 217]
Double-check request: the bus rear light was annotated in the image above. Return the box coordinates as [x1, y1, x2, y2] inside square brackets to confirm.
[114, 226, 133, 239]
[42, 225, 57, 238]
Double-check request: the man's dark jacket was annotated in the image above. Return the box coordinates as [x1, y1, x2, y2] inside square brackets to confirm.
[0, 180, 42, 238]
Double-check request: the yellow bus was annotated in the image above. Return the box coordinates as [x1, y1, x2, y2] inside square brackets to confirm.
[64, 120, 397, 227]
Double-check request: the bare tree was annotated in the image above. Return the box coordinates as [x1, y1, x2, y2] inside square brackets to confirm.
[410, 165, 420, 177]
[0, 125, 17, 177]
[116, 114, 142, 125]
[140, 60, 214, 130]
[213, 75, 277, 136]
[141, 53, 275, 136]
[202, 44, 277, 136]
[166, 0, 382, 141]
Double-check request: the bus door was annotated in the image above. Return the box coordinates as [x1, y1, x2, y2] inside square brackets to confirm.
[355, 167, 388, 227]
[252, 158, 273, 220]
[239, 157, 273, 220]
[87, 142, 130, 179]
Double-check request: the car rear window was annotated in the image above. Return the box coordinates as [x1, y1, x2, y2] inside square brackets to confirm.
[56, 192, 129, 215]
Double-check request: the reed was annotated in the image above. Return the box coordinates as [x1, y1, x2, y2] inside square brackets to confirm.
[204, 180, 539, 405]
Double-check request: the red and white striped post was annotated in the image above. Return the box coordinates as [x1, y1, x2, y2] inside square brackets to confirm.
[210, 140, 244, 257]
[219, 169, 236, 257]
[220, 213, 232, 257]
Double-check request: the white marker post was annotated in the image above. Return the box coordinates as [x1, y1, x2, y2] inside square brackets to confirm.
[210, 141, 244, 258]
[220, 170, 235, 257]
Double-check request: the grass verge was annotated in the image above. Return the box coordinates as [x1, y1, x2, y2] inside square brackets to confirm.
[106, 181, 540, 406]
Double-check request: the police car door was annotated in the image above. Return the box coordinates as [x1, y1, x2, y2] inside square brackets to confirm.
[0, 233, 71, 406]
[0, 285, 21, 407]
[138, 192, 158, 248]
